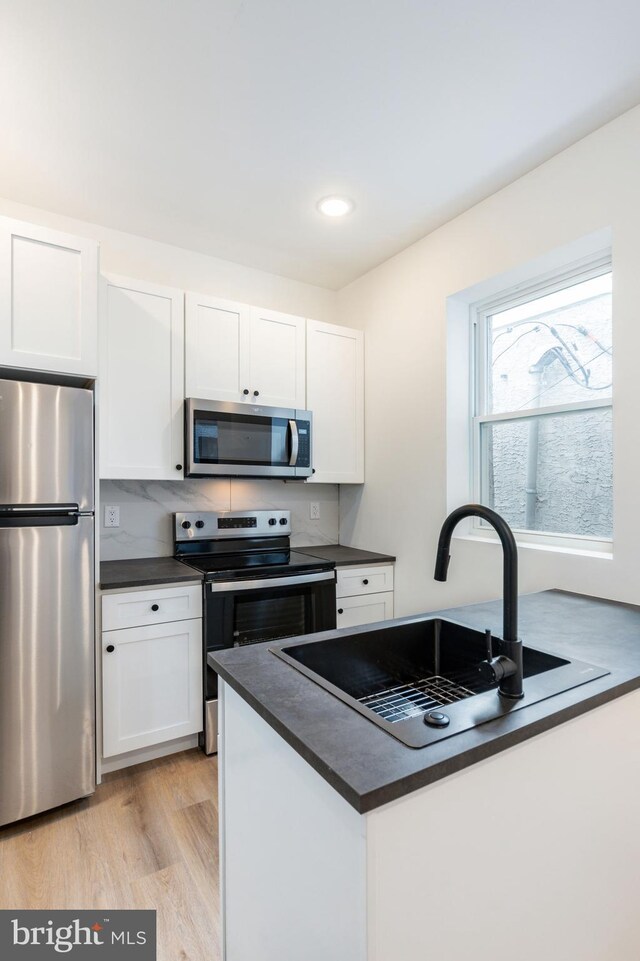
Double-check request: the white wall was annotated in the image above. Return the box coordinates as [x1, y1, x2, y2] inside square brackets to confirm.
[0, 195, 337, 322]
[338, 104, 640, 615]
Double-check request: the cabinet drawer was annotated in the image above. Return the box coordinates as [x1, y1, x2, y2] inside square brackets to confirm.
[336, 565, 394, 598]
[336, 592, 394, 629]
[102, 584, 202, 631]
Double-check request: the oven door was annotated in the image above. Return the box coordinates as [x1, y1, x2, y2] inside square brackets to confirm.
[186, 398, 312, 478]
[203, 569, 336, 751]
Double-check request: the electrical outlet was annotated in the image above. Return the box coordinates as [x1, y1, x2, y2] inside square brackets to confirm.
[104, 505, 120, 528]
[310, 502, 320, 520]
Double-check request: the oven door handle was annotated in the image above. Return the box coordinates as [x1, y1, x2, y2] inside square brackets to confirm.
[288, 419, 299, 467]
[209, 570, 335, 592]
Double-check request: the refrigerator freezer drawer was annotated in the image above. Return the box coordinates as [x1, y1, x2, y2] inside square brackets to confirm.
[0, 378, 93, 509]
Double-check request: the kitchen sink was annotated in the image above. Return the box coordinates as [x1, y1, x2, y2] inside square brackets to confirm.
[270, 617, 609, 747]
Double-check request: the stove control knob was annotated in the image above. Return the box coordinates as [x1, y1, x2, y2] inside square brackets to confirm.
[279, 517, 288, 525]
[195, 520, 205, 529]
[181, 520, 192, 530]
[268, 518, 277, 526]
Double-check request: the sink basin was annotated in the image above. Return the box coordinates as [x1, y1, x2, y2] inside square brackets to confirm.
[270, 617, 609, 747]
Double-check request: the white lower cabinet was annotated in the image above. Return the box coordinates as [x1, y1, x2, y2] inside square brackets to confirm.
[101, 586, 203, 758]
[336, 564, 394, 628]
[102, 583, 202, 632]
[337, 564, 394, 598]
[221, 683, 640, 961]
[336, 592, 394, 629]
[102, 619, 202, 757]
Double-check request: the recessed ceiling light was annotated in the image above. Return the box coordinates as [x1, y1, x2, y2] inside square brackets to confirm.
[317, 196, 354, 218]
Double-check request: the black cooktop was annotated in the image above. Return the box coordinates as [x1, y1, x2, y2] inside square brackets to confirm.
[176, 538, 335, 583]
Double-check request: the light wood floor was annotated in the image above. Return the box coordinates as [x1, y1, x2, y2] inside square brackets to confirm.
[0, 749, 220, 961]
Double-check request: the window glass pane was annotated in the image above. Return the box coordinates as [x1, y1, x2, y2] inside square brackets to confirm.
[480, 407, 612, 537]
[488, 272, 612, 415]
[234, 592, 308, 645]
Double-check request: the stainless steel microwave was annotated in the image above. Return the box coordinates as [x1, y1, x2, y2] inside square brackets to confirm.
[185, 399, 313, 478]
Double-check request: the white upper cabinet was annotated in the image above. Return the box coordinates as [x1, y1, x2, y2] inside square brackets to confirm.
[306, 319, 364, 484]
[247, 307, 306, 408]
[185, 293, 306, 408]
[0, 216, 98, 376]
[185, 293, 249, 402]
[99, 274, 184, 480]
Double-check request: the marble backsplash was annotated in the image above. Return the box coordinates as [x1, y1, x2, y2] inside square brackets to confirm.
[99, 478, 340, 560]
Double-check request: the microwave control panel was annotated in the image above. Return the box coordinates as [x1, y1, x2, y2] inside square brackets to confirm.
[296, 421, 311, 466]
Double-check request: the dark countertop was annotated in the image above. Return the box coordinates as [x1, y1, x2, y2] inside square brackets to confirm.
[100, 557, 203, 590]
[296, 544, 396, 566]
[211, 590, 640, 814]
[100, 546, 393, 589]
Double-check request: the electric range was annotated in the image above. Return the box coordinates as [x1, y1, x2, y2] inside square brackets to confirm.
[174, 509, 337, 754]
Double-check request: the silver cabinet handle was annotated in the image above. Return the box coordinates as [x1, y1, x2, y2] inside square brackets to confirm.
[289, 420, 299, 466]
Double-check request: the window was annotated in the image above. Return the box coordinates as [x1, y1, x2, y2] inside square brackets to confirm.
[472, 256, 612, 542]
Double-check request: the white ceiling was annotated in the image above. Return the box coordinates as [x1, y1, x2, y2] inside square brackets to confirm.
[2, 0, 640, 290]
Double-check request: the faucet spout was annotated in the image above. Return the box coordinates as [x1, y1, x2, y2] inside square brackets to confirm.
[434, 504, 523, 699]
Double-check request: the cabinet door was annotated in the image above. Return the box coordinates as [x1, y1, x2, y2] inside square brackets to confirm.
[185, 293, 251, 402]
[99, 274, 184, 479]
[102, 618, 203, 757]
[336, 592, 394, 629]
[306, 320, 364, 483]
[248, 307, 306, 408]
[0, 216, 98, 376]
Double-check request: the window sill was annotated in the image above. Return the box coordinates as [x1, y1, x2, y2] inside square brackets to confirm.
[453, 531, 613, 561]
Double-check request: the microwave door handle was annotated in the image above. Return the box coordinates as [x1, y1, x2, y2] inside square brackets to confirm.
[288, 419, 299, 466]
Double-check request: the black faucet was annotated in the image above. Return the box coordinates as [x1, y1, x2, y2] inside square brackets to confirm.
[434, 504, 524, 700]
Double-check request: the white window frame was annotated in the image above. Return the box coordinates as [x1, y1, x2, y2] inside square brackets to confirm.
[470, 251, 613, 551]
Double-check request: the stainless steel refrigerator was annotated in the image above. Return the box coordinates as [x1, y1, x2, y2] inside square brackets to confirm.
[0, 378, 95, 827]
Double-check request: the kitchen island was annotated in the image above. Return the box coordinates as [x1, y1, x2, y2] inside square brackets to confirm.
[211, 590, 640, 961]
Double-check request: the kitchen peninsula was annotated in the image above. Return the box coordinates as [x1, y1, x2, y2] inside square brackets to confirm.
[212, 590, 640, 961]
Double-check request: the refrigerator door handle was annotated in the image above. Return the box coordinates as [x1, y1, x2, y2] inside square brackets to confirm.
[0, 504, 79, 513]
[0, 509, 84, 529]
